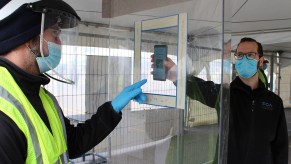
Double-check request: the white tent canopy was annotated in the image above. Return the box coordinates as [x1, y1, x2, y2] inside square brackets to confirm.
[64, 0, 291, 66]
[231, 0, 291, 67]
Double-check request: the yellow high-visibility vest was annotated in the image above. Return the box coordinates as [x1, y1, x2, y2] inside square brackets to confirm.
[258, 69, 267, 88]
[0, 66, 69, 164]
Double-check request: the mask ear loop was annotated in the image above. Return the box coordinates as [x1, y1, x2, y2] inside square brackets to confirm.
[40, 12, 75, 85]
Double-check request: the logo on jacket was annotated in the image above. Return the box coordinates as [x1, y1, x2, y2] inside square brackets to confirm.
[260, 101, 273, 110]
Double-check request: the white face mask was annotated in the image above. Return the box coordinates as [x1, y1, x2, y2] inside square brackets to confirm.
[36, 40, 62, 73]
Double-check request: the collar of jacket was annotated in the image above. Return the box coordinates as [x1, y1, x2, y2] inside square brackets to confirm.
[0, 57, 50, 94]
[230, 76, 266, 94]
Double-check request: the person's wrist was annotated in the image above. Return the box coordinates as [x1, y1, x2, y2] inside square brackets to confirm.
[111, 100, 120, 113]
[167, 65, 177, 82]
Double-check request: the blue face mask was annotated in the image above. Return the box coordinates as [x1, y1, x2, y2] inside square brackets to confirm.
[235, 56, 258, 79]
[36, 41, 62, 73]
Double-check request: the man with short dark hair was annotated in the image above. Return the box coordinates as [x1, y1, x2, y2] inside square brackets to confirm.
[152, 37, 288, 164]
[228, 37, 288, 163]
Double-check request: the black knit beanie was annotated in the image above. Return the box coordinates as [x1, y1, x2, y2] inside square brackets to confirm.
[0, 4, 41, 55]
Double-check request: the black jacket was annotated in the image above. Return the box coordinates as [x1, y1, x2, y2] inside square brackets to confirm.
[187, 75, 288, 164]
[0, 58, 122, 163]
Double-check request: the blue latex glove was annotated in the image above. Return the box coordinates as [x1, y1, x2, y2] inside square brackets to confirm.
[111, 79, 147, 113]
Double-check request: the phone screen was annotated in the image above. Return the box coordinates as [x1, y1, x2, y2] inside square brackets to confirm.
[153, 45, 167, 81]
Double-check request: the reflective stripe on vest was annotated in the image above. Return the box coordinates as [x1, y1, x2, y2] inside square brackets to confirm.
[0, 67, 69, 163]
[42, 89, 70, 164]
[0, 86, 42, 164]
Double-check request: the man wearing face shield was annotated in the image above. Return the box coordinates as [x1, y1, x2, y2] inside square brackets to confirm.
[0, 1, 147, 163]
[152, 37, 288, 164]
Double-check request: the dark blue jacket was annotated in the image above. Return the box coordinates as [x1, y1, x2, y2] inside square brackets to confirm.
[187, 75, 288, 164]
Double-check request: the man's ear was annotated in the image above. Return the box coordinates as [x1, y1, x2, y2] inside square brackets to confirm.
[26, 38, 41, 52]
[25, 40, 34, 48]
[25, 39, 41, 57]
[259, 57, 264, 68]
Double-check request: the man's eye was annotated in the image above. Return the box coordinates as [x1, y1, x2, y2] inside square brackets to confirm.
[247, 53, 255, 57]
[238, 54, 243, 57]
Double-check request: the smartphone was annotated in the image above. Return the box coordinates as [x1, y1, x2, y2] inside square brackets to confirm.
[153, 45, 167, 81]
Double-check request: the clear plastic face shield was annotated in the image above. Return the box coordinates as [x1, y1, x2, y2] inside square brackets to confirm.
[39, 9, 79, 84]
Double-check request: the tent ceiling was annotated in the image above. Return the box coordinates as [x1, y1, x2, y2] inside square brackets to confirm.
[232, 0, 291, 33]
[232, 0, 291, 62]
[64, 0, 291, 62]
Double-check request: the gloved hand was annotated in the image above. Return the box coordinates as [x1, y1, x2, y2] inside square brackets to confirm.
[111, 79, 147, 113]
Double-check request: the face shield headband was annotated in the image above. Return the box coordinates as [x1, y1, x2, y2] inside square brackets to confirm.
[39, 9, 79, 84]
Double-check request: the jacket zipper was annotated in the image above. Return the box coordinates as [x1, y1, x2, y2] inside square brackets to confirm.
[251, 100, 255, 112]
[245, 94, 255, 162]
[250, 90, 255, 112]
